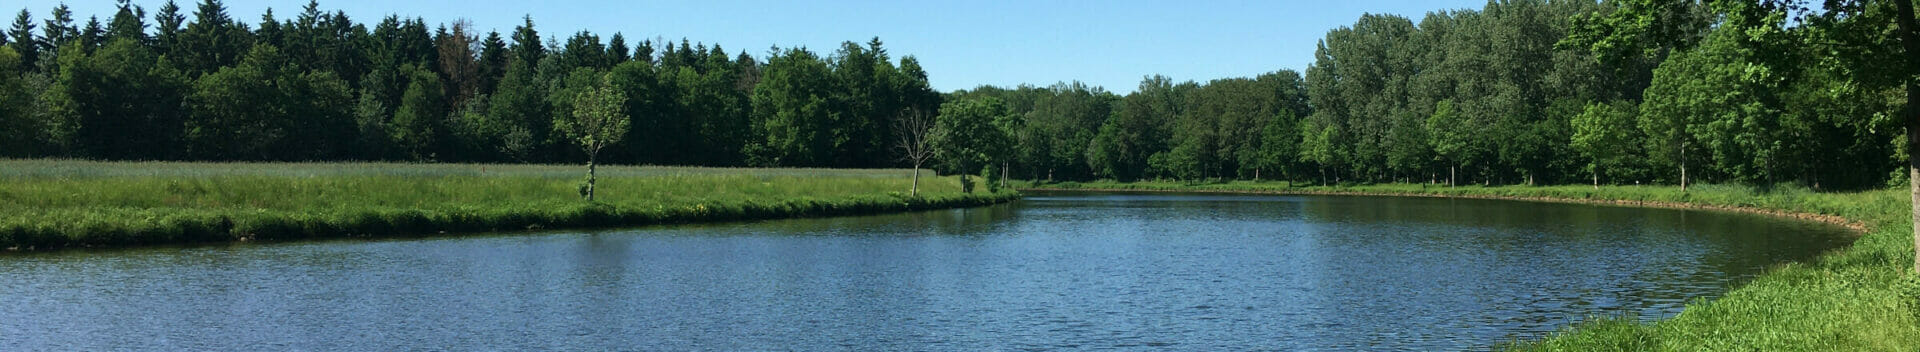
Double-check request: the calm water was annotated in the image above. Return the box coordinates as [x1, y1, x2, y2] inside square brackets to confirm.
[0, 192, 1853, 350]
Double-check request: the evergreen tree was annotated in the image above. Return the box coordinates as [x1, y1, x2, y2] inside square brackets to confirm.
[176, 0, 251, 76]
[8, 10, 38, 72]
[151, 1, 185, 56]
[509, 16, 543, 67]
[106, 0, 148, 43]
[477, 30, 508, 95]
[42, 4, 77, 50]
[607, 32, 630, 64]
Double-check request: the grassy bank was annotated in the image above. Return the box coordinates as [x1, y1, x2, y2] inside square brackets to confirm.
[0, 160, 1017, 250]
[1024, 180, 1920, 351]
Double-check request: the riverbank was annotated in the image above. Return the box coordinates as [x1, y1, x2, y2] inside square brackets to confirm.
[0, 160, 1017, 250]
[1022, 180, 1919, 351]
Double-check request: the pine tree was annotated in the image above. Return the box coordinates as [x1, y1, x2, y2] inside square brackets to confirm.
[607, 32, 630, 64]
[106, 0, 148, 43]
[477, 30, 508, 95]
[7, 10, 38, 71]
[152, 1, 185, 56]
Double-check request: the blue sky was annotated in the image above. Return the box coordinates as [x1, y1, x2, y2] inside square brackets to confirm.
[15, 0, 1490, 94]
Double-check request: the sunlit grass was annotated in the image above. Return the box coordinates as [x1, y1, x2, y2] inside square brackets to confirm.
[1025, 179, 1919, 351]
[0, 160, 1014, 249]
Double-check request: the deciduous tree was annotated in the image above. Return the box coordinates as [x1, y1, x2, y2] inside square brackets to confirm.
[555, 74, 629, 201]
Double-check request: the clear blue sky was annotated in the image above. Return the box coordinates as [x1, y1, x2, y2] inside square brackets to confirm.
[17, 0, 1489, 94]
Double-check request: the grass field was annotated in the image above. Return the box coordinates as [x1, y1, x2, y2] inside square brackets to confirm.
[0, 160, 1016, 249]
[1024, 180, 1920, 351]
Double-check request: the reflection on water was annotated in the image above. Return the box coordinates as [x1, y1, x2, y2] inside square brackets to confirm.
[0, 192, 1851, 350]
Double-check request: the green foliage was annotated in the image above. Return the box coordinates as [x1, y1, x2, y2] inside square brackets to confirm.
[981, 163, 1001, 193]
[1569, 100, 1642, 184]
[1157, 141, 1205, 181]
[1251, 109, 1300, 180]
[0, 1, 1901, 189]
[1425, 100, 1474, 174]
[0, 47, 40, 157]
[1297, 116, 1341, 182]
[46, 39, 190, 160]
[1018, 82, 1115, 180]
[1169, 72, 1306, 180]
[391, 64, 447, 160]
[174, 0, 253, 77]
[184, 44, 354, 161]
[749, 47, 834, 166]
[1087, 76, 1185, 181]
[8, 10, 39, 71]
[555, 74, 629, 159]
[483, 55, 549, 161]
[187, 45, 286, 160]
[930, 97, 1012, 183]
[1559, 0, 1710, 98]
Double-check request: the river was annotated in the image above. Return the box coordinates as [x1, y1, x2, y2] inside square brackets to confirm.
[0, 192, 1853, 350]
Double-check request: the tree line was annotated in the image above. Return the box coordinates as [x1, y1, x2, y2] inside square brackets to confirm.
[0, 0, 1912, 192]
[0, 0, 937, 168]
[946, 0, 1908, 191]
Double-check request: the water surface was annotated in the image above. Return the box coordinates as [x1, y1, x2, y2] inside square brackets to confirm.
[0, 192, 1853, 350]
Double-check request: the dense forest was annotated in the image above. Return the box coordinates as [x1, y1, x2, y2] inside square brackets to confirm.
[0, 0, 940, 169]
[0, 0, 1911, 190]
[955, 0, 1910, 190]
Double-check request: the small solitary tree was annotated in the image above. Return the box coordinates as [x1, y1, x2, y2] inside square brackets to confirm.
[554, 75, 629, 201]
[894, 107, 936, 196]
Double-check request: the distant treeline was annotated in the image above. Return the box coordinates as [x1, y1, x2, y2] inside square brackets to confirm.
[953, 0, 1906, 190]
[0, 0, 937, 168]
[0, 0, 1908, 189]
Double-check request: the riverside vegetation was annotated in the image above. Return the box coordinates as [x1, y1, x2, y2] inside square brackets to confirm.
[0, 160, 1016, 250]
[1026, 180, 1919, 351]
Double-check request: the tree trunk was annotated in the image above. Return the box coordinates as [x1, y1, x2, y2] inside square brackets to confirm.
[1593, 169, 1599, 190]
[1893, 0, 1920, 274]
[1680, 144, 1689, 193]
[586, 154, 598, 202]
[910, 165, 921, 197]
[961, 173, 972, 193]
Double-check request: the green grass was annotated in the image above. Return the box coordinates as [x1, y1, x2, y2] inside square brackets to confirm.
[0, 160, 1016, 249]
[1023, 179, 1920, 351]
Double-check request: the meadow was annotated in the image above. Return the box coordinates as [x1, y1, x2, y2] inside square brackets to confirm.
[0, 160, 1015, 250]
[1025, 180, 1920, 351]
